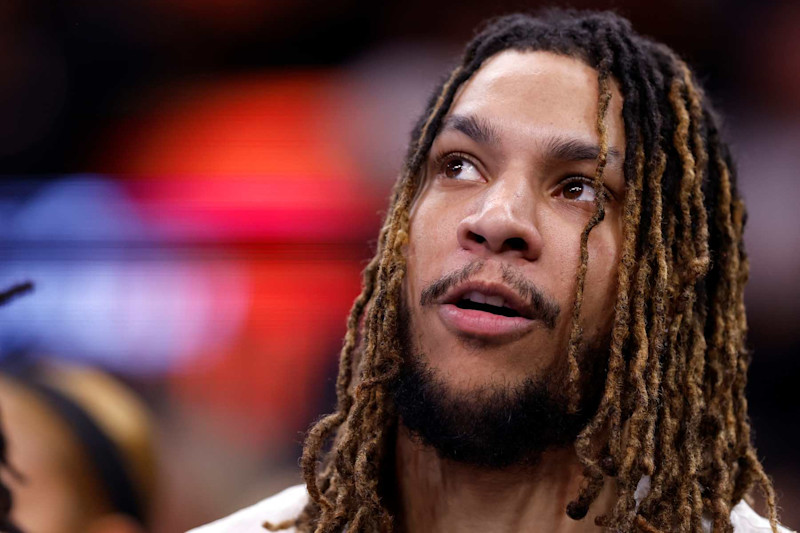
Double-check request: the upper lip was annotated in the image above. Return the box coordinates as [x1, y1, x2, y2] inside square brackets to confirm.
[438, 281, 533, 319]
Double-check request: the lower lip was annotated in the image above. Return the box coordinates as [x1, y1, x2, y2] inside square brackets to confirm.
[437, 304, 534, 339]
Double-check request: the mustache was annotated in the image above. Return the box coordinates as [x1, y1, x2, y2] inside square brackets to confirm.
[418, 260, 560, 329]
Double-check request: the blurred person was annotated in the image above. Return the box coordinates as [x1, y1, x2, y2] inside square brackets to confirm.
[191, 9, 792, 533]
[0, 282, 33, 533]
[0, 360, 157, 533]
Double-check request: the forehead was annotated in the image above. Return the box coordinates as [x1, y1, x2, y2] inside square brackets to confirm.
[445, 49, 625, 158]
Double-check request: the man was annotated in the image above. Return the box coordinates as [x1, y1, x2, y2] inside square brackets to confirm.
[192, 10, 791, 533]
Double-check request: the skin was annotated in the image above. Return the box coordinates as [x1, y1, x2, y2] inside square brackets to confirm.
[0, 376, 145, 533]
[398, 50, 627, 532]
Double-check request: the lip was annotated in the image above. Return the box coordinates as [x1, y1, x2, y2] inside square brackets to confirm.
[435, 280, 536, 341]
[439, 280, 533, 318]
[438, 303, 534, 340]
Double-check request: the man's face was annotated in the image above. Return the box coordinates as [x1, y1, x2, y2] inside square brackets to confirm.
[404, 50, 626, 399]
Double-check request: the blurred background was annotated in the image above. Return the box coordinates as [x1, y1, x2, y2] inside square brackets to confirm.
[0, 0, 798, 530]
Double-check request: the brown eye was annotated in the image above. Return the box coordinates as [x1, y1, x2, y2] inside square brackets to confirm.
[560, 179, 596, 202]
[563, 182, 584, 200]
[439, 156, 483, 182]
[444, 159, 465, 179]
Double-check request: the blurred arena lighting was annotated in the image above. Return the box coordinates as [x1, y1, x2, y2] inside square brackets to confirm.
[0, 176, 249, 374]
[2, 71, 388, 445]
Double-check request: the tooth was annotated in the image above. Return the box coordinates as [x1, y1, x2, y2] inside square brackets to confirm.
[466, 291, 486, 304]
[486, 295, 504, 308]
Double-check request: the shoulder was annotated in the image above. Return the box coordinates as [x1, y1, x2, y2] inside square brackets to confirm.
[637, 476, 794, 533]
[729, 500, 795, 533]
[187, 484, 309, 533]
[185, 482, 795, 533]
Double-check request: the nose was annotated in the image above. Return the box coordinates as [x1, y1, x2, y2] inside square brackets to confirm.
[456, 177, 543, 261]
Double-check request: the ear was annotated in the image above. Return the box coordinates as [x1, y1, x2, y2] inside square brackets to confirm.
[86, 513, 147, 533]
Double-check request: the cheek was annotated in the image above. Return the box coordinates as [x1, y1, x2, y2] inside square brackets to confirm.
[405, 197, 460, 296]
[405, 212, 431, 313]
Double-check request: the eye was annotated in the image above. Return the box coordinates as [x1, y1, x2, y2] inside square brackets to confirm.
[558, 178, 597, 202]
[438, 155, 484, 182]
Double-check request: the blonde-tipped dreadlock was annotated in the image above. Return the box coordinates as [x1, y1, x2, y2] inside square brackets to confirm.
[265, 9, 779, 533]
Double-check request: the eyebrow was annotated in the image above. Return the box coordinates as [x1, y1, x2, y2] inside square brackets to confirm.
[440, 113, 621, 165]
[544, 136, 622, 165]
[440, 115, 500, 146]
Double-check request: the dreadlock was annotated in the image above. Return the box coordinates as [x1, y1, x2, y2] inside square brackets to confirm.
[265, 9, 779, 532]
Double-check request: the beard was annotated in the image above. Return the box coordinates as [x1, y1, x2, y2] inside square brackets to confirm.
[388, 294, 610, 470]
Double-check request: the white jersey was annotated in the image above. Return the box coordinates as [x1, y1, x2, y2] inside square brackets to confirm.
[188, 483, 794, 533]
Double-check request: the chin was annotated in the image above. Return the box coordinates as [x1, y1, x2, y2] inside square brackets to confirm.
[392, 286, 610, 467]
[389, 350, 585, 469]
[416, 329, 567, 393]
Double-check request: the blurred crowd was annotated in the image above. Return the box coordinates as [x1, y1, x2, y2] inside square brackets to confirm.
[0, 0, 798, 531]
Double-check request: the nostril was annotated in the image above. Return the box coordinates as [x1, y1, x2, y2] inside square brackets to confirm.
[468, 231, 486, 244]
[504, 237, 527, 252]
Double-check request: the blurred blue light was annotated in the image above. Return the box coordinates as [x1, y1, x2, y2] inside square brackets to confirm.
[0, 176, 248, 375]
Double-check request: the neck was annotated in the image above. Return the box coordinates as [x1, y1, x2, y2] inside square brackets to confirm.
[393, 426, 614, 533]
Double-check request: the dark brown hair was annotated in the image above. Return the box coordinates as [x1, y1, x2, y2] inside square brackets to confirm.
[266, 10, 778, 532]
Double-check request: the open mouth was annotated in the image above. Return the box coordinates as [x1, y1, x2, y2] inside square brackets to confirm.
[454, 291, 522, 318]
[436, 285, 537, 339]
